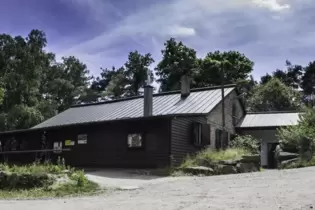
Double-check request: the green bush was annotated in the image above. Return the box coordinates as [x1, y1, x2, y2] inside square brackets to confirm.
[229, 135, 260, 154]
[0, 171, 54, 190]
[179, 148, 251, 168]
[277, 108, 315, 156]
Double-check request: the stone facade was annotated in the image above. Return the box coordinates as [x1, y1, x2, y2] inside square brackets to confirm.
[207, 90, 245, 148]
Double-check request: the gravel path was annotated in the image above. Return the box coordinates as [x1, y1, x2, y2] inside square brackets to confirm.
[1, 167, 315, 210]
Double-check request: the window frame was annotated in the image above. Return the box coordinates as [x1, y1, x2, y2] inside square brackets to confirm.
[127, 133, 145, 149]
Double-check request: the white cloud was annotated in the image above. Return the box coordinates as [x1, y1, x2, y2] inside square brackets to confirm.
[165, 25, 196, 37]
[55, 0, 315, 80]
[252, 0, 290, 11]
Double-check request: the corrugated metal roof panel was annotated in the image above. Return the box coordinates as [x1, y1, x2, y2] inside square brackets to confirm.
[236, 112, 301, 128]
[32, 86, 235, 129]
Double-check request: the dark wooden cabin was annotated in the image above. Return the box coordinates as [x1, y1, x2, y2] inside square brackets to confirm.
[0, 78, 246, 168]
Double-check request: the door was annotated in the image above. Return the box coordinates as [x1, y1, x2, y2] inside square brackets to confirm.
[267, 143, 279, 169]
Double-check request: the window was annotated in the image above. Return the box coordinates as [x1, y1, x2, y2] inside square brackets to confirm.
[232, 103, 237, 125]
[192, 123, 202, 146]
[78, 134, 88, 144]
[215, 129, 229, 149]
[127, 134, 143, 148]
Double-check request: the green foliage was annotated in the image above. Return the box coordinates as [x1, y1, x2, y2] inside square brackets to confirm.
[277, 108, 315, 155]
[280, 157, 315, 169]
[179, 148, 250, 168]
[260, 60, 302, 89]
[196, 51, 254, 87]
[155, 38, 199, 91]
[247, 78, 302, 112]
[229, 135, 260, 154]
[0, 160, 99, 198]
[0, 30, 91, 131]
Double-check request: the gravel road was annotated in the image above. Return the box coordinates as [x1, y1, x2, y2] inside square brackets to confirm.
[1, 167, 315, 210]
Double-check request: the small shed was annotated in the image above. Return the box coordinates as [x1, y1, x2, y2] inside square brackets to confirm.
[236, 111, 300, 168]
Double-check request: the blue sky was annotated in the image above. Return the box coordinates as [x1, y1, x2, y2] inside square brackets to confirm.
[1, 0, 315, 80]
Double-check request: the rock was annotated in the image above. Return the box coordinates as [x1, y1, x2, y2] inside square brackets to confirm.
[237, 162, 259, 173]
[216, 164, 238, 175]
[278, 152, 299, 162]
[195, 159, 213, 167]
[218, 159, 240, 166]
[280, 158, 299, 168]
[241, 155, 260, 163]
[182, 166, 214, 175]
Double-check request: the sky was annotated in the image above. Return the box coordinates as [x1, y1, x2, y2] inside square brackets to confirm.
[1, 0, 315, 81]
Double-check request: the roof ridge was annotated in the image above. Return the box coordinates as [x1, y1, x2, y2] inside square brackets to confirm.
[72, 84, 236, 108]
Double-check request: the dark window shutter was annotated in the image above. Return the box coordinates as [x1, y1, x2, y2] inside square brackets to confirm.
[191, 123, 197, 144]
[201, 124, 211, 146]
[215, 129, 222, 149]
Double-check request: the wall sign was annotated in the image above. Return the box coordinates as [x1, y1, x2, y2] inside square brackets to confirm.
[78, 134, 87, 144]
[65, 140, 75, 146]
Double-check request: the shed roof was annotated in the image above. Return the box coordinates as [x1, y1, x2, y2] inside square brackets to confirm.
[236, 111, 301, 128]
[32, 85, 236, 130]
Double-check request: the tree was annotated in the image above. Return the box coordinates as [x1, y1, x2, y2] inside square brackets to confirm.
[301, 61, 315, 95]
[124, 51, 154, 96]
[104, 67, 128, 99]
[197, 51, 254, 87]
[260, 60, 302, 89]
[277, 108, 315, 157]
[247, 78, 301, 112]
[0, 29, 92, 130]
[155, 38, 198, 91]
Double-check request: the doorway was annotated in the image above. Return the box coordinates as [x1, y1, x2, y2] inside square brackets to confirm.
[267, 143, 279, 169]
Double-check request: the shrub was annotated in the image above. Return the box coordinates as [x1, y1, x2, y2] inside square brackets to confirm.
[229, 135, 260, 154]
[277, 108, 315, 157]
[0, 171, 54, 190]
[179, 148, 251, 168]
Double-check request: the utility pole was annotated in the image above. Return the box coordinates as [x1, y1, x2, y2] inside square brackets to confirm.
[220, 62, 226, 149]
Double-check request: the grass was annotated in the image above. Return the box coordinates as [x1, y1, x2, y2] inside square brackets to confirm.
[0, 181, 101, 199]
[0, 160, 71, 175]
[0, 159, 102, 199]
[179, 148, 251, 168]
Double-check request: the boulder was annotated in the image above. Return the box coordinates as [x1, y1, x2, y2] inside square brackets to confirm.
[280, 158, 299, 168]
[181, 166, 214, 175]
[216, 164, 238, 175]
[195, 159, 213, 167]
[218, 159, 240, 166]
[236, 162, 259, 173]
[240, 155, 260, 163]
[278, 152, 299, 162]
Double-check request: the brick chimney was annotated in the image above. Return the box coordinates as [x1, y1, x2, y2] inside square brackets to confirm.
[143, 84, 153, 117]
[181, 75, 190, 98]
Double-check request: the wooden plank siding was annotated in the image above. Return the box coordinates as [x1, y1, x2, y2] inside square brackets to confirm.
[170, 116, 208, 166]
[47, 118, 172, 168]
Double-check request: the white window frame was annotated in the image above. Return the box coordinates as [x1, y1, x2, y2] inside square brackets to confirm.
[127, 133, 143, 148]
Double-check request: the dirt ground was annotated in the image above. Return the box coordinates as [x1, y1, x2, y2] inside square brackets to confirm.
[1, 167, 315, 210]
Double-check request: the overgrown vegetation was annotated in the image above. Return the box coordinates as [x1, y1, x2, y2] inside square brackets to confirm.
[278, 108, 315, 155]
[277, 108, 315, 169]
[0, 158, 100, 199]
[179, 148, 251, 169]
[229, 135, 260, 154]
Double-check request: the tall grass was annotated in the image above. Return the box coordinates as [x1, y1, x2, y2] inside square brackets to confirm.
[179, 148, 251, 168]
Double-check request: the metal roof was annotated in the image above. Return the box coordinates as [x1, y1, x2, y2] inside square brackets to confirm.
[236, 112, 301, 128]
[32, 86, 236, 129]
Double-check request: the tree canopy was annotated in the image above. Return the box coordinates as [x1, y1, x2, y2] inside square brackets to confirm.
[0, 30, 313, 131]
